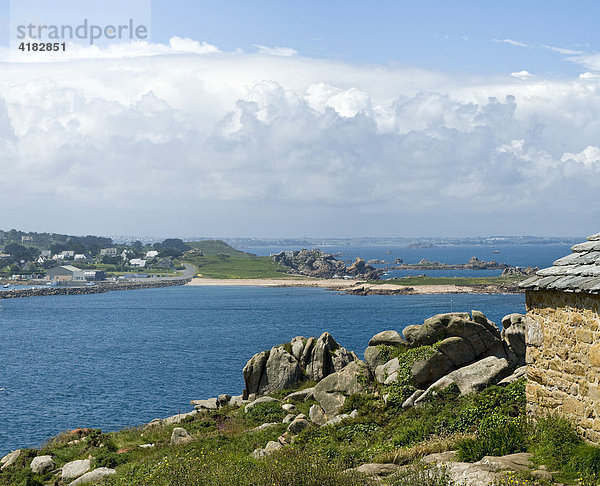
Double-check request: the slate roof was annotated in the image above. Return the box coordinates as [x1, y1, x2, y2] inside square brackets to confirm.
[520, 233, 600, 293]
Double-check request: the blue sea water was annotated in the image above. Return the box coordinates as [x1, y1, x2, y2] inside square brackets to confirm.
[0, 244, 568, 455]
[248, 243, 572, 278]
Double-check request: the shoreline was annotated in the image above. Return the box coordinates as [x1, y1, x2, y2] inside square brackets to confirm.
[0, 276, 523, 299]
[186, 277, 523, 295]
[0, 278, 192, 299]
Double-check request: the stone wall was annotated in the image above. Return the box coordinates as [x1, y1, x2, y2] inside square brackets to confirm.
[526, 289, 600, 443]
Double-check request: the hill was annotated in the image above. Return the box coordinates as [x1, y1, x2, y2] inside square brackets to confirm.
[185, 240, 249, 256]
[182, 241, 289, 279]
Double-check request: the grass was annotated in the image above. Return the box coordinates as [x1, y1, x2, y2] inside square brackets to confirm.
[179, 240, 294, 279]
[373, 276, 526, 287]
[5, 376, 600, 486]
[182, 253, 291, 279]
[185, 240, 248, 256]
[456, 418, 527, 461]
[0, 378, 527, 486]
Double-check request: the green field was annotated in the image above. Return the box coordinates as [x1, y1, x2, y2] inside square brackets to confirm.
[180, 240, 288, 279]
[374, 275, 525, 287]
[183, 253, 291, 279]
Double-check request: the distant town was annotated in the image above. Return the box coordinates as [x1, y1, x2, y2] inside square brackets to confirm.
[0, 229, 191, 282]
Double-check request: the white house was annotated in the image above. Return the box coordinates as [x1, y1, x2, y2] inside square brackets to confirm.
[145, 250, 159, 259]
[130, 259, 147, 267]
[100, 248, 118, 257]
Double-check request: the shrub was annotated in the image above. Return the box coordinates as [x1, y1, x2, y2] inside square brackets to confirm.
[341, 393, 380, 415]
[391, 420, 430, 447]
[529, 415, 582, 467]
[94, 448, 128, 469]
[384, 345, 436, 408]
[569, 443, 600, 481]
[456, 419, 527, 462]
[435, 379, 526, 435]
[244, 401, 285, 426]
[377, 344, 406, 363]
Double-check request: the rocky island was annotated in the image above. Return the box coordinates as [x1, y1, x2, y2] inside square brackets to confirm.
[272, 249, 382, 280]
[393, 256, 536, 274]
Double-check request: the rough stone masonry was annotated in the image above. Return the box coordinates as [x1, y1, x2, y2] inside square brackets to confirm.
[521, 233, 600, 443]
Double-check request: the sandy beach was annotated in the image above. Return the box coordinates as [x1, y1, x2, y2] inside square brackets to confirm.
[186, 277, 511, 295]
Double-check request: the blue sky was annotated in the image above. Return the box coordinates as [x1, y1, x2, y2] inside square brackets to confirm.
[0, 2, 600, 237]
[1, 1, 598, 75]
[148, 0, 600, 75]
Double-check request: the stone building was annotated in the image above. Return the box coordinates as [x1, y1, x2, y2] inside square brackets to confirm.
[520, 233, 600, 443]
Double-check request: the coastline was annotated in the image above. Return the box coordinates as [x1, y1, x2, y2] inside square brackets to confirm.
[186, 277, 523, 295]
[0, 278, 192, 299]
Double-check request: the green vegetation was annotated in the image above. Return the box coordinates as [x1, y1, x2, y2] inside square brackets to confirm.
[384, 345, 437, 407]
[186, 240, 248, 256]
[456, 419, 527, 461]
[6, 378, 600, 485]
[528, 415, 600, 484]
[374, 275, 525, 287]
[181, 242, 292, 279]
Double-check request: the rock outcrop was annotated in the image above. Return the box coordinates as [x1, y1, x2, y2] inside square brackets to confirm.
[365, 310, 526, 409]
[312, 360, 370, 417]
[62, 459, 91, 480]
[243, 333, 357, 398]
[170, 427, 194, 446]
[30, 455, 54, 474]
[422, 451, 538, 486]
[0, 450, 21, 470]
[272, 249, 382, 280]
[70, 467, 116, 485]
[501, 313, 526, 365]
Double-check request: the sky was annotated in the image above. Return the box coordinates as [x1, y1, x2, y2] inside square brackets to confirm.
[0, 1, 600, 238]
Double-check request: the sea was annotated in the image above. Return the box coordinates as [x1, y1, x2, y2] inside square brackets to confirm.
[0, 243, 571, 455]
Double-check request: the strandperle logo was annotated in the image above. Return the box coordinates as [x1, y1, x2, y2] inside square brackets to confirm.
[16, 19, 148, 45]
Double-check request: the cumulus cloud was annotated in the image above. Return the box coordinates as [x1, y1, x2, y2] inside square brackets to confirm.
[2, 38, 600, 236]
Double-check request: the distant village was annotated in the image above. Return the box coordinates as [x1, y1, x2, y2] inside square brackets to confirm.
[0, 230, 193, 282]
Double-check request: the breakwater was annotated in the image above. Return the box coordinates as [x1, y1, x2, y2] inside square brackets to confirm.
[0, 278, 191, 299]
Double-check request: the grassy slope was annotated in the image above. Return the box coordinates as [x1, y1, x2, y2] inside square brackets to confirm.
[183, 240, 291, 279]
[0, 379, 526, 486]
[186, 240, 248, 256]
[2, 373, 598, 485]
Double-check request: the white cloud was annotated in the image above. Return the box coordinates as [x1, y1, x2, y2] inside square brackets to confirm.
[0, 36, 219, 62]
[561, 146, 600, 167]
[494, 39, 530, 48]
[541, 45, 584, 55]
[2, 39, 600, 236]
[254, 45, 298, 56]
[511, 70, 534, 79]
[567, 53, 600, 72]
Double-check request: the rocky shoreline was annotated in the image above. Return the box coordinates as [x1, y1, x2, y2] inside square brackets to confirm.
[0, 309, 556, 485]
[341, 283, 523, 295]
[0, 278, 192, 300]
